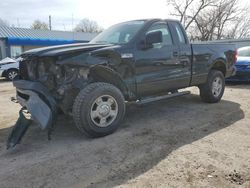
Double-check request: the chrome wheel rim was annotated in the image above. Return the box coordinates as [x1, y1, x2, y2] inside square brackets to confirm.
[8, 71, 17, 80]
[90, 95, 118, 127]
[212, 77, 223, 97]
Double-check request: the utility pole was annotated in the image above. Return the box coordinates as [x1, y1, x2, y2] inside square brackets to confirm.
[49, 15, 52, 30]
[71, 14, 74, 31]
[72, 14, 74, 40]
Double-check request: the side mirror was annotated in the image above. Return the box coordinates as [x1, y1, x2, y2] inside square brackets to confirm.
[145, 31, 163, 47]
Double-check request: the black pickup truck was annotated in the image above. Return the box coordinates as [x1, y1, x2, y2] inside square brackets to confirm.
[7, 19, 236, 148]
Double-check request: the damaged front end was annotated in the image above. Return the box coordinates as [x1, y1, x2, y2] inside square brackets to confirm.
[7, 54, 91, 149]
[7, 80, 58, 149]
[7, 44, 129, 149]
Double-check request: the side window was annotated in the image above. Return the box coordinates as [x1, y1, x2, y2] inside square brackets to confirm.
[172, 23, 186, 44]
[146, 23, 173, 49]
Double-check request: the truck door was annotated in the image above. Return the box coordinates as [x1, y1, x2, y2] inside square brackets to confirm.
[168, 21, 192, 85]
[134, 21, 191, 97]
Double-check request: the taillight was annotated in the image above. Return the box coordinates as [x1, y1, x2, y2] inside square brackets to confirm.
[234, 50, 238, 64]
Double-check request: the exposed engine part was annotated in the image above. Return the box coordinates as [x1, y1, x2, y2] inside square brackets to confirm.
[79, 68, 89, 79]
[19, 57, 90, 114]
[21, 57, 89, 89]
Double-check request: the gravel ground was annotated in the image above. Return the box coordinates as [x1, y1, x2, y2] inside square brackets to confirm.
[0, 79, 249, 188]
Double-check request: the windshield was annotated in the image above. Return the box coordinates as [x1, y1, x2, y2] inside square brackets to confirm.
[90, 21, 145, 44]
[238, 47, 250, 57]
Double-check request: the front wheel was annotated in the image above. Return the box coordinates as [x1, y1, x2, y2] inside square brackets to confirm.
[6, 69, 18, 80]
[199, 70, 225, 103]
[72, 82, 126, 138]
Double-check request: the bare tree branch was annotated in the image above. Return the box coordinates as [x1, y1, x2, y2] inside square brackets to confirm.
[184, 0, 214, 30]
[168, 0, 250, 40]
[31, 20, 49, 30]
[0, 18, 9, 27]
[74, 18, 103, 33]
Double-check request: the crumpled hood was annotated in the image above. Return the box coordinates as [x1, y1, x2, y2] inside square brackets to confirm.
[22, 43, 113, 57]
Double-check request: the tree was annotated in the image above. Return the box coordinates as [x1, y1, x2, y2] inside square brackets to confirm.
[226, 8, 250, 39]
[74, 18, 103, 33]
[167, 0, 215, 30]
[167, 0, 250, 40]
[193, 0, 243, 40]
[0, 18, 9, 27]
[31, 20, 49, 30]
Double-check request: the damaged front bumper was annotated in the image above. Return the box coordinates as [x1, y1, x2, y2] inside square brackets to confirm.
[7, 80, 57, 149]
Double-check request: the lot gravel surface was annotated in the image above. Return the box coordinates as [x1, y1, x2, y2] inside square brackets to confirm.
[0, 79, 249, 188]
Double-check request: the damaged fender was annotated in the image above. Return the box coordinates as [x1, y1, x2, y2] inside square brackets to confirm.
[7, 109, 32, 149]
[16, 89, 53, 130]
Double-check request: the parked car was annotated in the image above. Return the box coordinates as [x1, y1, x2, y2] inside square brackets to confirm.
[227, 46, 250, 81]
[0, 57, 19, 80]
[7, 19, 237, 149]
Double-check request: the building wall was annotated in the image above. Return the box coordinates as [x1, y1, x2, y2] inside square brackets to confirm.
[23, 45, 46, 52]
[0, 39, 7, 60]
[0, 41, 51, 60]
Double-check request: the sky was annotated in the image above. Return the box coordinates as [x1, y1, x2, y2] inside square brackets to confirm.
[0, 0, 171, 31]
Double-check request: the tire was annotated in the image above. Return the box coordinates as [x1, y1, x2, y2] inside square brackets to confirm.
[6, 69, 18, 81]
[199, 70, 225, 103]
[72, 82, 126, 138]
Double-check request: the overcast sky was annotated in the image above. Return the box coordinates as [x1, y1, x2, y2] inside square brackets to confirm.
[0, 0, 171, 31]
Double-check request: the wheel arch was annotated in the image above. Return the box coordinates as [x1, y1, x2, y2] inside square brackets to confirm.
[2, 68, 19, 77]
[89, 65, 131, 100]
[210, 59, 226, 76]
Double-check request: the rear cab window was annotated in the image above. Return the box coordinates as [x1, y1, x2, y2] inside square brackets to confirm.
[169, 21, 188, 45]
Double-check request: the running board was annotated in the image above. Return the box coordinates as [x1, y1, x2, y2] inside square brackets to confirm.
[134, 91, 190, 105]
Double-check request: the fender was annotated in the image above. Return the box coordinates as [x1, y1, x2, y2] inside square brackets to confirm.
[89, 65, 135, 100]
[210, 58, 227, 76]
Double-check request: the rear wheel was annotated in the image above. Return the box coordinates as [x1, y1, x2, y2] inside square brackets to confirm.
[199, 70, 225, 103]
[72, 82, 126, 137]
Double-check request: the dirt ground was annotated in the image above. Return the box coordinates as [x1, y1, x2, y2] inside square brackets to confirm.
[0, 79, 249, 188]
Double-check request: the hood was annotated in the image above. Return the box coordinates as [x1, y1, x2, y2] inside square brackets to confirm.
[22, 43, 114, 57]
[236, 56, 250, 66]
[0, 57, 16, 64]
